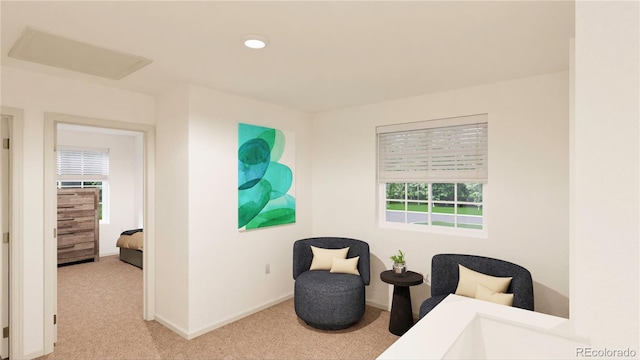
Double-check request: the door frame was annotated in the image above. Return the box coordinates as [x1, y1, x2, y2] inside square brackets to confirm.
[43, 112, 155, 354]
[0, 107, 24, 360]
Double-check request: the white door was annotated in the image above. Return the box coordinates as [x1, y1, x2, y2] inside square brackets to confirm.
[0, 115, 11, 360]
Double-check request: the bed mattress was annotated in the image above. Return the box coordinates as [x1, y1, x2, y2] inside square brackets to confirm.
[116, 230, 143, 250]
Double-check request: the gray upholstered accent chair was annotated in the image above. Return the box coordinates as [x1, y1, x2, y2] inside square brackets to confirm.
[293, 237, 370, 330]
[418, 254, 534, 319]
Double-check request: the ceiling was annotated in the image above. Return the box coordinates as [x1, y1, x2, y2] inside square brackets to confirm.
[0, 1, 575, 113]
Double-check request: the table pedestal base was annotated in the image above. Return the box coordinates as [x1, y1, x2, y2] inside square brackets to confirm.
[389, 285, 414, 336]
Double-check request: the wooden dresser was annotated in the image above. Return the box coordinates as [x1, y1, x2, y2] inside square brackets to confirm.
[57, 188, 100, 265]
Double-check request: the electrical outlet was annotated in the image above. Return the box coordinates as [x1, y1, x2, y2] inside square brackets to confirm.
[265, 263, 270, 274]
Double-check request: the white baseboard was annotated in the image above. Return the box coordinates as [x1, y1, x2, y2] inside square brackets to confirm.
[100, 251, 119, 258]
[187, 293, 294, 340]
[23, 348, 44, 360]
[367, 299, 420, 320]
[367, 299, 390, 311]
[156, 294, 387, 341]
[153, 314, 190, 340]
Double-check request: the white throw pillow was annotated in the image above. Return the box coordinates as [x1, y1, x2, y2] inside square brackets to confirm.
[330, 256, 360, 275]
[475, 284, 514, 306]
[309, 246, 349, 270]
[455, 264, 512, 298]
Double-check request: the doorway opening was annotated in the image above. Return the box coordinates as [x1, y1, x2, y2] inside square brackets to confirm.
[43, 113, 155, 355]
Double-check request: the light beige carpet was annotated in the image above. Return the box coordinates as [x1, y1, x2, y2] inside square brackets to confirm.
[39, 256, 398, 360]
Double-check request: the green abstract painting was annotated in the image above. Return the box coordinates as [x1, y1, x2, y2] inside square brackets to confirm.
[238, 123, 295, 230]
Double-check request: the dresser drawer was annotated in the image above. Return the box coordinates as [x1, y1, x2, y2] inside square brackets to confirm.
[58, 232, 95, 247]
[57, 190, 97, 208]
[57, 215, 97, 235]
[57, 241, 95, 264]
[57, 208, 95, 218]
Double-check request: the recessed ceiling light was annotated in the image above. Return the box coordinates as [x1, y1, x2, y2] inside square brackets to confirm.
[242, 35, 269, 49]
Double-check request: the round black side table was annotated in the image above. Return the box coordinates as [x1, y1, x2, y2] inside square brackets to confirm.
[380, 270, 424, 336]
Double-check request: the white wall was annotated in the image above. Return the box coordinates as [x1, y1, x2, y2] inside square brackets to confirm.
[186, 84, 313, 337]
[134, 134, 144, 228]
[0, 67, 154, 357]
[56, 128, 143, 256]
[572, 1, 639, 349]
[154, 86, 190, 334]
[311, 71, 570, 318]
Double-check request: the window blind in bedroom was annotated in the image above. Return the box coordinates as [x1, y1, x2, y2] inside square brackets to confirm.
[57, 146, 110, 181]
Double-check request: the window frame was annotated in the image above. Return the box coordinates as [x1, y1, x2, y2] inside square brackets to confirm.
[377, 114, 488, 238]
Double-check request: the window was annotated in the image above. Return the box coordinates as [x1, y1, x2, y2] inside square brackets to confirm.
[56, 147, 110, 222]
[384, 182, 483, 229]
[377, 114, 487, 233]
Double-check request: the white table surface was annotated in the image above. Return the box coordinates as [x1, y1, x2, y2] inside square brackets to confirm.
[376, 294, 580, 360]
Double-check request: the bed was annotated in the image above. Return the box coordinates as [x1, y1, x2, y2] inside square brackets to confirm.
[116, 229, 143, 268]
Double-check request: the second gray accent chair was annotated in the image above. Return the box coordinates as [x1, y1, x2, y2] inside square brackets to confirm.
[419, 253, 534, 319]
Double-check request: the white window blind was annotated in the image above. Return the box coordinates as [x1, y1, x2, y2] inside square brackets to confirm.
[57, 147, 110, 181]
[377, 114, 488, 183]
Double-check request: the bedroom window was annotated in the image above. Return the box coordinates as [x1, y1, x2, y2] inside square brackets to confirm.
[56, 146, 110, 223]
[377, 114, 488, 235]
